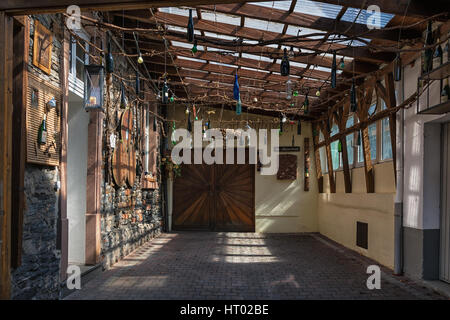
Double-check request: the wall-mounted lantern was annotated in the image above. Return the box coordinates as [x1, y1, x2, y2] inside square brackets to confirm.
[84, 64, 104, 112]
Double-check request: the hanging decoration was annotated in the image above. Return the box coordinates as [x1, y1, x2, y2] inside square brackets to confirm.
[394, 53, 402, 82]
[280, 48, 290, 76]
[423, 20, 434, 73]
[339, 57, 345, 69]
[289, 46, 295, 58]
[233, 74, 240, 100]
[105, 33, 114, 73]
[191, 40, 198, 54]
[338, 140, 342, 153]
[315, 89, 321, 97]
[120, 81, 128, 109]
[162, 80, 169, 104]
[153, 115, 157, 132]
[135, 71, 140, 96]
[286, 79, 292, 100]
[187, 9, 195, 43]
[331, 51, 337, 89]
[84, 64, 104, 112]
[236, 99, 242, 115]
[303, 93, 309, 114]
[350, 78, 357, 113]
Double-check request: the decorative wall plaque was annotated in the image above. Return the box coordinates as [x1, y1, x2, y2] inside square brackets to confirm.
[277, 154, 297, 180]
[32, 20, 53, 75]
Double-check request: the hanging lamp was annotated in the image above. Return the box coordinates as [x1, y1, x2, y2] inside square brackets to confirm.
[331, 51, 337, 89]
[350, 78, 357, 113]
[162, 80, 169, 104]
[187, 9, 195, 43]
[280, 48, 290, 76]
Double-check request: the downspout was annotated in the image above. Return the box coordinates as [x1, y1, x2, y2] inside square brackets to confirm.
[394, 67, 405, 275]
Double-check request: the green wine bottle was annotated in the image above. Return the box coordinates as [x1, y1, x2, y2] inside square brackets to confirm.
[424, 21, 434, 73]
[38, 113, 47, 145]
[433, 43, 443, 68]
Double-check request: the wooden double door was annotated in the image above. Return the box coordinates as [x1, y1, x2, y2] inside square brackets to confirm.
[173, 149, 255, 232]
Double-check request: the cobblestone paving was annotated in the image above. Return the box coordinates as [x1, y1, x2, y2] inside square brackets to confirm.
[65, 232, 445, 300]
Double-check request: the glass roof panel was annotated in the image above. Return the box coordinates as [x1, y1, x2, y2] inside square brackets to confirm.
[204, 31, 237, 41]
[160, 7, 197, 17]
[341, 7, 394, 28]
[285, 25, 324, 39]
[248, 1, 293, 11]
[200, 10, 241, 26]
[177, 56, 207, 63]
[245, 18, 285, 34]
[241, 53, 273, 63]
[293, 0, 343, 19]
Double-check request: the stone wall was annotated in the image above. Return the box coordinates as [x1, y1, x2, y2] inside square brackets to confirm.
[11, 15, 63, 300]
[11, 165, 61, 299]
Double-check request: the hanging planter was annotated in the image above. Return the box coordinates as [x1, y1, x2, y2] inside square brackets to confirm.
[84, 64, 104, 112]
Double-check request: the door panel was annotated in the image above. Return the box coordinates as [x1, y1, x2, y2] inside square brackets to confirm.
[172, 162, 213, 230]
[172, 148, 255, 232]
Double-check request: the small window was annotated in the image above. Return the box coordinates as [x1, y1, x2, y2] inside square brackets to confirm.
[330, 124, 339, 170]
[69, 34, 89, 81]
[381, 101, 393, 160]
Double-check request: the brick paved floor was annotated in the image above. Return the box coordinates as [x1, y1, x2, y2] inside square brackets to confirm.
[65, 232, 445, 300]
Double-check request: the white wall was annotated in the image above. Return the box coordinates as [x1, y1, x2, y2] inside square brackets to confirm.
[403, 60, 447, 230]
[67, 94, 89, 264]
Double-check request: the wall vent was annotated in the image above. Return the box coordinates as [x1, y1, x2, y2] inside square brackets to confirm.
[356, 222, 368, 249]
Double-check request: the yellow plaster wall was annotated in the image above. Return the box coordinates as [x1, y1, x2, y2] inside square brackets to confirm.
[318, 161, 396, 268]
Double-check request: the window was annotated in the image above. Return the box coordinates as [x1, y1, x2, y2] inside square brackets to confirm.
[330, 124, 340, 170]
[70, 35, 89, 81]
[346, 117, 354, 166]
[381, 101, 393, 160]
[69, 32, 89, 97]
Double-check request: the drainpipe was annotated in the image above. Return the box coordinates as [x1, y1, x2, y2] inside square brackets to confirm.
[394, 70, 405, 275]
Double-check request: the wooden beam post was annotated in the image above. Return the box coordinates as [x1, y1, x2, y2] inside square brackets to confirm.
[0, 11, 14, 300]
[357, 83, 375, 193]
[321, 121, 336, 193]
[384, 72, 398, 184]
[312, 123, 324, 193]
[11, 16, 29, 269]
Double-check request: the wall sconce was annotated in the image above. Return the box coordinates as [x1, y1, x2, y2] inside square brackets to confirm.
[84, 64, 104, 112]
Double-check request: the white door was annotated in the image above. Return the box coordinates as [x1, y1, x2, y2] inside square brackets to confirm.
[441, 123, 450, 283]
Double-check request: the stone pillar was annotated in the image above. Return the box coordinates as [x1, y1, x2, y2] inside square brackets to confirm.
[85, 111, 103, 265]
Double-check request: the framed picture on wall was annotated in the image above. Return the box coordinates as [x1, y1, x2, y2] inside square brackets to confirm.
[32, 20, 53, 75]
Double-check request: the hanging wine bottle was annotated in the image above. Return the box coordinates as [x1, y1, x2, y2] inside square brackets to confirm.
[433, 43, 443, 69]
[37, 113, 47, 145]
[304, 93, 309, 114]
[338, 139, 342, 153]
[105, 34, 114, 74]
[280, 48, 290, 77]
[187, 9, 195, 43]
[236, 99, 242, 115]
[153, 115, 157, 131]
[120, 82, 128, 109]
[331, 51, 337, 89]
[394, 53, 402, 82]
[297, 120, 302, 135]
[350, 78, 357, 113]
[424, 20, 434, 73]
[233, 74, 240, 101]
[357, 130, 362, 146]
